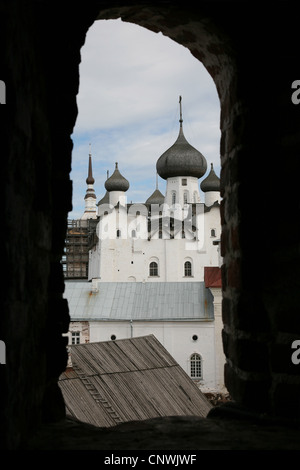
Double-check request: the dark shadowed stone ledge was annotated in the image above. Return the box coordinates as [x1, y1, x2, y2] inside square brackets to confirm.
[25, 411, 300, 451]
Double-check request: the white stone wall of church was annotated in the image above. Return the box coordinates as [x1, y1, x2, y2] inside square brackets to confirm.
[89, 234, 220, 283]
[211, 287, 227, 392]
[204, 191, 221, 208]
[90, 238, 207, 282]
[164, 176, 201, 206]
[89, 201, 221, 282]
[203, 206, 221, 266]
[89, 320, 217, 392]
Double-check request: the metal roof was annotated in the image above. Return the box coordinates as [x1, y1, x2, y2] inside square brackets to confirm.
[59, 335, 212, 427]
[145, 188, 165, 205]
[64, 281, 214, 321]
[200, 163, 220, 192]
[105, 162, 129, 192]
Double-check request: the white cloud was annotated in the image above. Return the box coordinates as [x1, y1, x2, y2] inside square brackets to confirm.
[70, 19, 220, 219]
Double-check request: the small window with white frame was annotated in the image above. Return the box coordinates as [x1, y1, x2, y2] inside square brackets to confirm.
[71, 331, 80, 345]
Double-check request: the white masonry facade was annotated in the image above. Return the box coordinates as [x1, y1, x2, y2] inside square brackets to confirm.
[64, 99, 226, 393]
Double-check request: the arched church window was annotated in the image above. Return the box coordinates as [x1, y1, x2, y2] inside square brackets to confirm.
[172, 192, 176, 205]
[211, 228, 216, 237]
[184, 260, 192, 277]
[116, 229, 121, 238]
[190, 353, 202, 379]
[183, 192, 188, 205]
[131, 229, 136, 238]
[149, 261, 158, 277]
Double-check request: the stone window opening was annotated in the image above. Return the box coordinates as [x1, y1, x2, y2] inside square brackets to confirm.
[149, 261, 159, 277]
[190, 353, 202, 379]
[71, 331, 80, 345]
[183, 191, 188, 205]
[184, 260, 192, 277]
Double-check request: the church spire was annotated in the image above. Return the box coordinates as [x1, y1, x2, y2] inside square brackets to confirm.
[86, 143, 95, 185]
[81, 144, 97, 220]
[179, 95, 183, 128]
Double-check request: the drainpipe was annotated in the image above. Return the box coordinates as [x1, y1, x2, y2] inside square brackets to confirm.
[130, 319, 133, 338]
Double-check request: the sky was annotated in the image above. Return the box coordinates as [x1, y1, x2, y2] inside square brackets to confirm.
[70, 19, 221, 219]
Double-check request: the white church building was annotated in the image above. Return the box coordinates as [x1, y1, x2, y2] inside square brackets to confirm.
[63, 99, 226, 393]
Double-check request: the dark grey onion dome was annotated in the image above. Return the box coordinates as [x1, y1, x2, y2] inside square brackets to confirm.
[146, 188, 165, 205]
[156, 126, 207, 180]
[105, 162, 129, 192]
[200, 163, 220, 192]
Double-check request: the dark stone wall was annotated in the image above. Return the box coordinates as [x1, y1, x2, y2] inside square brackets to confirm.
[0, 0, 299, 449]
[0, 0, 98, 449]
[217, 9, 300, 417]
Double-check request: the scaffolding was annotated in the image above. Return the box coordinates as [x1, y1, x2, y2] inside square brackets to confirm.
[62, 219, 95, 279]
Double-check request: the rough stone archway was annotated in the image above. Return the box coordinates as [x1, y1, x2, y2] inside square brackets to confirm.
[90, 3, 300, 419]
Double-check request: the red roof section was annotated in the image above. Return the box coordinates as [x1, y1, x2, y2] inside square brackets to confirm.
[204, 267, 222, 288]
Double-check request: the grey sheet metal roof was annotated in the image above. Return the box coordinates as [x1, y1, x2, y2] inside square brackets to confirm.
[64, 281, 214, 321]
[59, 335, 212, 427]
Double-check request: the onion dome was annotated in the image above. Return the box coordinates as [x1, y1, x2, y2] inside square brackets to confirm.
[105, 162, 129, 192]
[200, 163, 220, 192]
[146, 188, 165, 205]
[156, 97, 207, 180]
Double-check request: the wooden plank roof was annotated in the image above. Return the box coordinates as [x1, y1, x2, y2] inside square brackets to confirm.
[59, 335, 212, 427]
